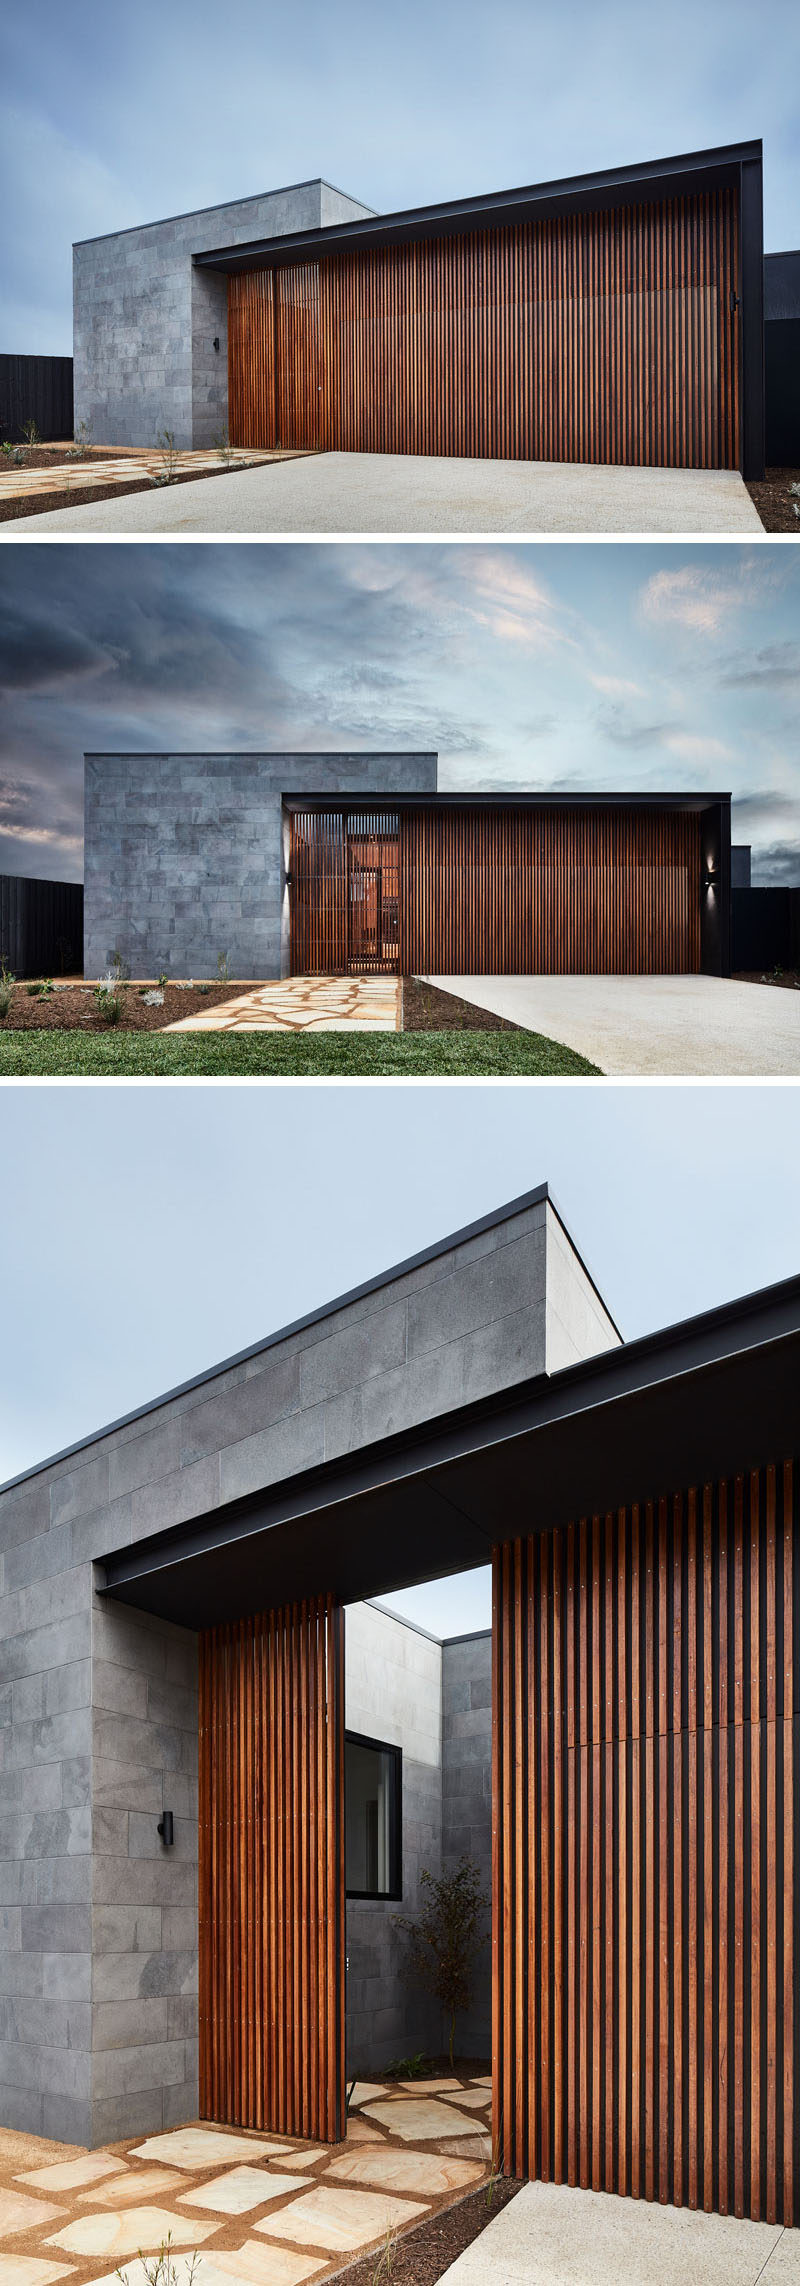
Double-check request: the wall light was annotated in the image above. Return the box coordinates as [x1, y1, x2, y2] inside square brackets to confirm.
[157, 1811, 174, 1847]
[285, 872, 293, 889]
[213, 337, 220, 353]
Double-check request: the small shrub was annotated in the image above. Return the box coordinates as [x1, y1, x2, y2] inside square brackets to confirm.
[95, 971, 127, 1025]
[214, 426, 235, 468]
[67, 419, 93, 460]
[21, 417, 41, 446]
[197, 981, 210, 995]
[216, 951, 230, 983]
[370, 2224, 398, 2284]
[1, 440, 13, 460]
[156, 970, 169, 991]
[0, 963, 14, 1019]
[151, 429, 179, 485]
[384, 2051, 432, 2081]
[394, 1855, 490, 2071]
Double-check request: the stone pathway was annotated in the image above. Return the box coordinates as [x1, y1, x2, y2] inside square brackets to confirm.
[0, 2075, 491, 2286]
[163, 978, 400, 1034]
[0, 449, 310, 522]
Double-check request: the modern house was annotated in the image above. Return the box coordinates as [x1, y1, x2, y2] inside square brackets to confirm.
[0, 1182, 797, 2231]
[83, 750, 732, 980]
[73, 140, 766, 477]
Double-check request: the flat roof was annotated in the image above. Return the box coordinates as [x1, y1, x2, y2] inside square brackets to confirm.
[73, 178, 375, 250]
[194, 140, 762, 274]
[101, 1261, 800, 1628]
[0, 1181, 616, 1498]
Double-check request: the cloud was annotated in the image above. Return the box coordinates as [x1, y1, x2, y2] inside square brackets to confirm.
[718, 643, 800, 689]
[587, 672, 646, 698]
[665, 733, 733, 765]
[639, 567, 748, 635]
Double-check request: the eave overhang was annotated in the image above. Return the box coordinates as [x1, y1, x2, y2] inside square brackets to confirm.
[194, 142, 762, 277]
[99, 1266, 800, 1632]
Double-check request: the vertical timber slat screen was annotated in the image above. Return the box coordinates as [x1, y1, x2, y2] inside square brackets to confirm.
[289, 807, 700, 975]
[229, 189, 739, 468]
[492, 1461, 799, 2222]
[198, 1597, 346, 2138]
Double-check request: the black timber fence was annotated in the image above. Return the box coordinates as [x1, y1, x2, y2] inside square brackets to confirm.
[764, 251, 800, 466]
[0, 877, 84, 978]
[0, 356, 74, 444]
[732, 886, 800, 972]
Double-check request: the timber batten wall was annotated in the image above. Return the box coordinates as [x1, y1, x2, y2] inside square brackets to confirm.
[229, 189, 740, 469]
[198, 1599, 345, 2139]
[289, 806, 701, 976]
[493, 1461, 799, 2222]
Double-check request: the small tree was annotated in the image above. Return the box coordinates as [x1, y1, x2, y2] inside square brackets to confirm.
[394, 1855, 489, 2070]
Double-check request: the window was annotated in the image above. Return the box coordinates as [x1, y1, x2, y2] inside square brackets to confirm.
[345, 1731, 402, 1899]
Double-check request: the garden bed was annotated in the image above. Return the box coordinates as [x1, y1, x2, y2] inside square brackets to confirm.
[334, 2177, 520, 2286]
[745, 467, 800, 533]
[402, 979, 521, 1032]
[732, 970, 800, 990]
[0, 980, 248, 1031]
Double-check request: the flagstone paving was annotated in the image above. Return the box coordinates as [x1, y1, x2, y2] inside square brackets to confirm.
[163, 977, 400, 1034]
[0, 2074, 491, 2285]
[0, 448, 308, 522]
[255, 2184, 428, 2253]
[180, 2170, 310, 2215]
[361, 2095, 479, 2140]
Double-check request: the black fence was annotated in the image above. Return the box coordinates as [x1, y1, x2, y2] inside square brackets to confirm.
[764, 251, 800, 467]
[732, 886, 800, 972]
[0, 876, 83, 978]
[0, 355, 73, 444]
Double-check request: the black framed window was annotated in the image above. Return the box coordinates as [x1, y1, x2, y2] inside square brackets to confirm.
[345, 1730, 402, 1900]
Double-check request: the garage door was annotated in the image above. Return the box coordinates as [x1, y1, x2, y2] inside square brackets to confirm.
[289, 807, 701, 976]
[229, 188, 740, 469]
[493, 1470, 799, 2223]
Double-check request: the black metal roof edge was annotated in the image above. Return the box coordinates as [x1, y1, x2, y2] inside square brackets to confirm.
[195, 139, 762, 269]
[1, 1179, 614, 1497]
[283, 791, 731, 812]
[72, 178, 375, 250]
[99, 1265, 800, 1595]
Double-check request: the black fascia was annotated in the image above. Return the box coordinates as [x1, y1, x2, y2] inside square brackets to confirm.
[283, 791, 730, 814]
[194, 141, 760, 276]
[98, 1268, 800, 1631]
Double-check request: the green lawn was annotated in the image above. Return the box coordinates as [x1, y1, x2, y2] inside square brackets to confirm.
[0, 1028, 600, 1079]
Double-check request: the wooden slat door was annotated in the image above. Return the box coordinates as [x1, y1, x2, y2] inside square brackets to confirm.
[493, 1462, 799, 2221]
[198, 1597, 345, 2139]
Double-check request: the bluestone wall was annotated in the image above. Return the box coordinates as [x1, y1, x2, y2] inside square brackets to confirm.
[73, 179, 373, 448]
[0, 1192, 620, 2141]
[441, 1633, 492, 2059]
[345, 1603, 443, 2074]
[83, 752, 438, 980]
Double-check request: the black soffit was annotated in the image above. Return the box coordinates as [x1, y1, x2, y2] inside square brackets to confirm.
[99, 1272, 800, 1632]
[194, 142, 762, 276]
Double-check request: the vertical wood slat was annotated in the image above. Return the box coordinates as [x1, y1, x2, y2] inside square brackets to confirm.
[290, 805, 702, 977]
[229, 189, 739, 469]
[198, 1596, 345, 2140]
[492, 1456, 798, 2223]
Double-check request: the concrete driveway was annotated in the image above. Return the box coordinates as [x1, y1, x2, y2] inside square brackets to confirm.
[9, 451, 762, 534]
[439, 2181, 800, 2285]
[425, 974, 800, 1076]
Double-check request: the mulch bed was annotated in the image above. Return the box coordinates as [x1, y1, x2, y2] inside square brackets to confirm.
[402, 979, 521, 1033]
[745, 468, 800, 533]
[732, 970, 800, 990]
[0, 443, 280, 524]
[0, 981, 247, 1031]
[335, 2179, 520, 2286]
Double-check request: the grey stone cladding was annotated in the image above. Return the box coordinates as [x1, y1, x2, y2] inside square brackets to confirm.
[441, 1633, 492, 2059]
[345, 1603, 443, 2074]
[83, 751, 438, 981]
[0, 1192, 620, 2141]
[73, 178, 373, 448]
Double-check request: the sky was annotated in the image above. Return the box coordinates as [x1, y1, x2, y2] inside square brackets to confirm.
[1, 1079, 799, 1634]
[1, 539, 798, 886]
[2, 0, 799, 353]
